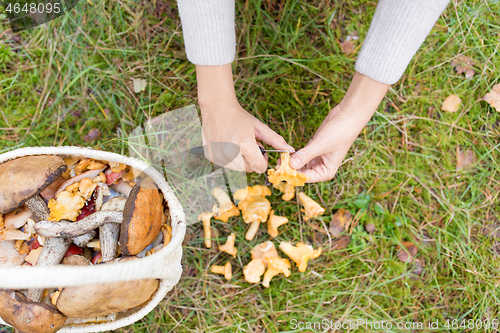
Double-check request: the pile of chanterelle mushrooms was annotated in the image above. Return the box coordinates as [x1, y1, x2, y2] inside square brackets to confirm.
[199, 152, 324, 287]
[0, 155, 171, 333]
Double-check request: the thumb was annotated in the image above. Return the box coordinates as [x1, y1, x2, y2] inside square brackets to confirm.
[290, 141, 323, 170]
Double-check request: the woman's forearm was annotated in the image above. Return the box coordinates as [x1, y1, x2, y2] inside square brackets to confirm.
[338, 72, 390, 125]
[196, 64, 237, 108]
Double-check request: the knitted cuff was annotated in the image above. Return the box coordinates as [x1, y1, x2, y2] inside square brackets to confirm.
[177, 0, 236, 65]
[355, 0, 450, 85]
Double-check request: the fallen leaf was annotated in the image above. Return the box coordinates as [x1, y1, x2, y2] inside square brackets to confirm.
[83, 128, 101, 143]
[451, 55, 475, 78]
[332, 235, 351, 250]
[456, 147, 476, 171]
[329, 208, 352, 238]
[397, 241, 417, 263]
[412, 259, 424, 276]
[132, 78, 147, 93]
[340, 33, 358, 55]
[441, 94, 461, 112]
[482, 84, 500, 112]
[365, 223, 376, 234]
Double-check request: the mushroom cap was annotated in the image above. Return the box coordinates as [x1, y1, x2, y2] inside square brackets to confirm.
[267, 152, 309, 186]
[267, 210, 289, 238]
[243, 258, 266, 283]
[120, 179, 164, 256]
[241, 197, 271, 224]
[262, 257, 291, 288]
[0, 156, 67, 214]
[0, 289, 66, 333]
[279, 242, 322, 272]
[56, 277, 159, 318]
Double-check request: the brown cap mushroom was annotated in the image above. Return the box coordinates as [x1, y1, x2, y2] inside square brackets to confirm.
[56, 260, 159, 318]
[0, 155, 67, 215]
[120, 178, 163, 255]
[0, 289, 66, 333]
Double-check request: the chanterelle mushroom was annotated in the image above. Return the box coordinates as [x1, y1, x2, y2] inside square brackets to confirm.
[120, 178, 163, 256]
[197, 211, 215, 248]
[262, 257, 291, 288]
[211, 187, 239, 222]
[273, 181, 295, 201]
[219, 233, 237, 257]
[279, 242, 322, 272]
[243, 241, 279, 284]
[267, 152, 309, 186]
[298, 192, 326, 221]
[234, 186, 272, 241]
[267, 210, 288, 238]
[210, 262, 232, 281]
[0, 155, 67, 216]
[0, 289, 67, 333]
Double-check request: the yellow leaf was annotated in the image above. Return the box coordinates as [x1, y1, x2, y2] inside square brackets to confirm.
[441, 94, 461, 112]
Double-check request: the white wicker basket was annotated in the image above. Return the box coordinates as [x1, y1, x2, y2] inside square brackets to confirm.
[0, 146, 186, 332]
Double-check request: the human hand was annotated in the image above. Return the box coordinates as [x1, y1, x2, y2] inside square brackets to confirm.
[289, 72, 390, 182]
[197, 64, 293, 173]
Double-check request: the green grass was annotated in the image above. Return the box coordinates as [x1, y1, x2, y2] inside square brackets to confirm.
[1, 0, 500, 332]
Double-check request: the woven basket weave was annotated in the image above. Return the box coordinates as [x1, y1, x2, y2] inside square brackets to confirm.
[0, 146, 186, 332]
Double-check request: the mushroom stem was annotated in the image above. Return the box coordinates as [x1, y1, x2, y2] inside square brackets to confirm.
[25, 195, 50, 221]
[71, 231, 96, 248]
[26, 237, 71, 302]
[202, 218, 211, 248]
[99, 223, 119, 262]
[245, 220, 261, 241]
[210, 262, 232, 281]
[35, 211, 123, 238]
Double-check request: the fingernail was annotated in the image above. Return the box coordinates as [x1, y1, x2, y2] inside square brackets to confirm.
[290, 157, 301, 169]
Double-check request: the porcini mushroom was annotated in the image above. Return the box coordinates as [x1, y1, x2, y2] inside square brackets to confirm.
[210, 262, 232, 281]
[262, 257, 291, 288]
[99, 196, 126, 262]
[3, 205, 33, 229]
[279, 242, 322, 272]
[267, 210, 288, 238]
[197, 211, 215, 248]
[298, 192, 326, 221]
[219, 233, 237, 257]
[0, 156, 74, 303]
[211, 187, 239, 222]
[0, 155, 67, 217]
[56, 258, 159, 318]
[35, 211, 124, 238]
[0, 240, 27, 266]
[120, 178, 163, 256]
[267, 152, 309, 186]
[0, 289, 67, 333]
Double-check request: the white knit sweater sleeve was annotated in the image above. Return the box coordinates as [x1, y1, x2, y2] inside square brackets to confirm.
[177, 0, 450, 85]
[177, 0, 236, 65]
[355, 0, 450, 84]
